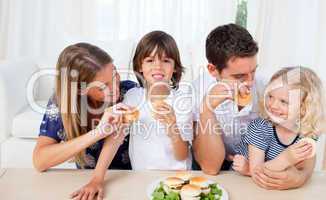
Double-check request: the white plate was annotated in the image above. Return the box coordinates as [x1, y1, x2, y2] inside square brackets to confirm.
[146, 177, 229, 200]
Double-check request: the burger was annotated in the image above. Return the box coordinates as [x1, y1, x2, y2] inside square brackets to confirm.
[189, 177, 211, 194]
[236, 90, 252, 107]
[162, 177, 184, 194]
[180, 184, 202, 200]
[298, 136, 317, 158]
[122, 108, 139, 123]
[175, 171, 192, 184]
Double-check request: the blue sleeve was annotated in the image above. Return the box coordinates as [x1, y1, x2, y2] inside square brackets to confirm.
[120, 80, 137, 94]
[244, 118, 270, 152]
[39, 96, 65, 142]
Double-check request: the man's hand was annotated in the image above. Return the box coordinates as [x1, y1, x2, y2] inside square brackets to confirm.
[252, 165, 303, 190]
[203, 81, 235, 111]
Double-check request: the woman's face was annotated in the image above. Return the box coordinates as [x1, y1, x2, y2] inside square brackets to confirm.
[86, 63, 121, 104]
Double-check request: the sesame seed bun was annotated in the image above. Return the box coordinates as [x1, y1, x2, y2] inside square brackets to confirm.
[163, 177, 185, 186]
[175, 171, 192, 182]
[180, 184, 201, 200]
[189, 177, 210, 194]
[237, 92, 252, 107]
[122, 109, 139, 123]
[163, 177, 184, 194]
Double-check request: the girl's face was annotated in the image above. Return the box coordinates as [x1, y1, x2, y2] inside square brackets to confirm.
[265, 78, 302, 129]
[86, 63, 121, 104]
[140, 49, 175, 87]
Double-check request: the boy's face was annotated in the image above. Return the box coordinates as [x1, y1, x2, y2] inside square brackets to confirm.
[208, 55, 257, 89]
[140, 49, 175, 87]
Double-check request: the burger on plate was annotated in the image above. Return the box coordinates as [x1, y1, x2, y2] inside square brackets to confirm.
[180, 184, 202, 200]
[189, 177, 211, 194]
[162, 177, 184, 194]
[175, 171, 192, 184]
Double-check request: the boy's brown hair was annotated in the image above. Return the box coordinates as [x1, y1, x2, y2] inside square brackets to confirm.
[133, 31, 184, 88]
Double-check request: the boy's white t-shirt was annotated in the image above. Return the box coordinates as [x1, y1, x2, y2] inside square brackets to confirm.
[123, 86, 193, 170]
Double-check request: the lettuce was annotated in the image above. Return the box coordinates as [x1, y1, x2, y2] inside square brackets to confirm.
[152, 182, 222, 200]
[152, 182, 180, 200]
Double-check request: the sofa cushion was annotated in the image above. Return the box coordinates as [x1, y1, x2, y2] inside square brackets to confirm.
[1, 137, 75, 169]
[11, 101, 48, 138]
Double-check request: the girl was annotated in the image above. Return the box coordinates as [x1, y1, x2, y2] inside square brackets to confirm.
[123, 31, 193, 170]
[33, 43, 136, 200]
[232, 67, 326, 176]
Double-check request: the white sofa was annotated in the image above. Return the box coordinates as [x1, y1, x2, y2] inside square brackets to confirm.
[0, 39, 197, 169]
[0, 40, 325, 170]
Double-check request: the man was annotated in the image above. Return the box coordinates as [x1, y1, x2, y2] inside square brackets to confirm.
[192, 23, 314, 190]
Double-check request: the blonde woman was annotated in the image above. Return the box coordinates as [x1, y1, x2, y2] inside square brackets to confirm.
[33, 43, 137, 200]
[232, 67, 326, 181]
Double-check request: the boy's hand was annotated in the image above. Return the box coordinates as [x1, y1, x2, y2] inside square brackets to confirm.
[152, 101, 176, 126]
[70, 177, 104, 200]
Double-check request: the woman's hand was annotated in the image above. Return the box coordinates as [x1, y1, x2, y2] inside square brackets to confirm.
[152, 101, 176, 126]
[96, 103, 130, 137]
[70, 177, 104, 200]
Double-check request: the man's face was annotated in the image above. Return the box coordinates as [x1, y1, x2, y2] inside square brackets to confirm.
[208, 55, 257, 89]
[220, 56, 257, 87]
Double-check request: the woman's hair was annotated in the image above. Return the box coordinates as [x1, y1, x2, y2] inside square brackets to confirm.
[132, 30, 184, 88]
[259, 66, 326, 136]
[55, 42, 113, 167]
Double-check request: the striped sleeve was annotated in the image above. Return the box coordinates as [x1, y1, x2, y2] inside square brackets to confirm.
[244, 118, 271, 151]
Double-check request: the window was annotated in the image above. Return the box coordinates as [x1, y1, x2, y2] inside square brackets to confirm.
[235, 0, 248, 28]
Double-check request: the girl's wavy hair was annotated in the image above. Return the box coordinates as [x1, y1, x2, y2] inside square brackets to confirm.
[259, 66, 326, 136]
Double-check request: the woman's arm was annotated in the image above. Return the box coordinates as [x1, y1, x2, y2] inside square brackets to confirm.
[33, 129, 104, 172]
[33, 104, 123, 172]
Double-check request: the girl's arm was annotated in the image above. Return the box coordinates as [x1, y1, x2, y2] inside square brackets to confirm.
[264, 141, 313, 171]
[167, 124, 189, 161]
[33, 130, 104, 172]
[248, 145, 266, 175]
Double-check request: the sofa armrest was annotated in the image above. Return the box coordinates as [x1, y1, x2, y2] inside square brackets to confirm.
[0, 59, 39, 142]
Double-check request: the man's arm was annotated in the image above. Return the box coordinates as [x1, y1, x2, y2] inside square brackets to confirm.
[252, 156, 315, 190]
[193, 103, 225, 175]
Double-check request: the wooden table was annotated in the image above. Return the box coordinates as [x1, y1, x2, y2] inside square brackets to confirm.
[0, 168, 325, 200]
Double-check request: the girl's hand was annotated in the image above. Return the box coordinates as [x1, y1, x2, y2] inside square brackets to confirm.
[152, 101, 176, 126]
[70, 178, 104, 200]
[231, 154, 250, 176]
[284, 141, 313, 165]
[96, 103, 130, 137]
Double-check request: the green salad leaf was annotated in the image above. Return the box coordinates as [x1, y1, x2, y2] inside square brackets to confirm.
[152, 182, 180, 200]
[152, 182, 223, 200]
